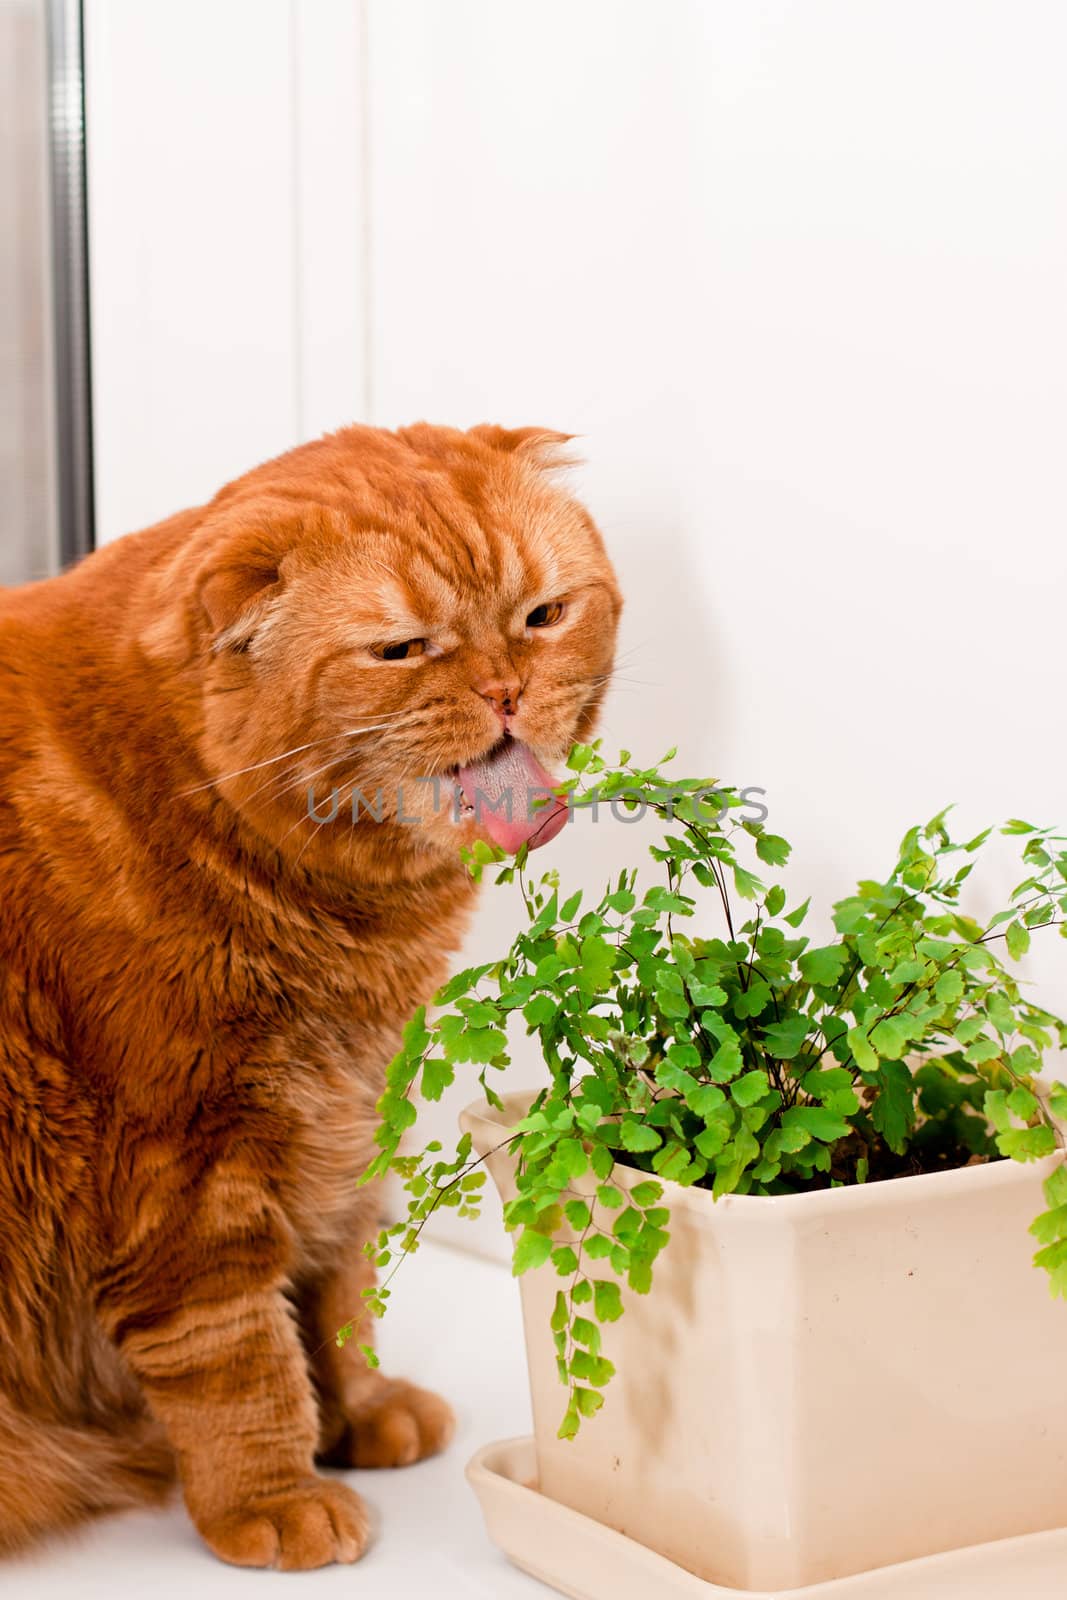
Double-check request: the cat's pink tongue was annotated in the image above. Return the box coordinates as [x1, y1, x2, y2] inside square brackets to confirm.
[457, 739, 569, 854]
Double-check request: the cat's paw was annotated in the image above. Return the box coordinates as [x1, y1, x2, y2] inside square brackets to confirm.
[333, 1377, 455, 1469]
[200, 1479, 370, 1570]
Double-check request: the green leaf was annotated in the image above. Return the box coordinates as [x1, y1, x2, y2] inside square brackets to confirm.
[985, 1089, 1012, 1134]
[761, 1014, 811, 1060]
[695, 1121, 731, 1159]
[575, 1386, 604, 1419]
[732, 864, 765, 901]
[1030, 1204, 1067, 1245]
[420, 1058, 454, 1101]
[1007, 1087, 1039, 1122]
[512, 1229, 554, 1276]
[556, 1137, 590, 1179]
[686, 1082, 727, 1118]
[557, 1403, 580, 1440]
[523, 993, 557, 1027]
[652, 1140, 690, 1180]
[459, 1025, 510, 1064]
[755, 833, 791, 867]
[707, 1036, 744, 1082]
[656, 986, 690, 1020]
[954, 1015, 986, 1045]
[986, 992, 1016, 1037]
[731, 1069, 770, 1107]
[870, 1060, 916, 1153]
[620, 1119, 663, 1153]
[784, 896, 811, 928]
[401, 1005, 431, 1056]
[870, 1016, 908, 1061]
[627, 1256, 654, 1293]
[688, 980, 727, 1008]
[666, 1041, 702, 1071]
[567, 743, 595, 772]
[781, 1105, 853, 1143]
[630, 1180, 664, 1207]
[711, 1126, 761, 1195]
[579, 934, 617, 992]
[802, 1066, 860, 1115]
[934, 970, 965, 1005]
[732, 978, 772, 1019]
[765, 1124, 810, 1157]
[571, 1316, 601, 1352]
[593, 1280, 624, 1322]
[1005, 921, 1031, 960]
[569, 1349, 616, 1386]
[799, 945, 847, 987]
[964, 1038, 1001, 1066]
[644, 886, 694, 916]
[847, 1025, 878, 1073]
[590, 1144, 614, 1181]
[766, 884, 786, 917]
[1043, 1164, 1067, 1207]
[997, 1124, 1057, 1161]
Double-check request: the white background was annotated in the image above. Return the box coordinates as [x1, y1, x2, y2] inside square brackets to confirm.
[86, 0, 1067, 1257]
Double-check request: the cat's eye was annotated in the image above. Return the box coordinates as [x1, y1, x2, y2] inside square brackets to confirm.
[372, 638, 427, 661]
[526, 600, 566, 629]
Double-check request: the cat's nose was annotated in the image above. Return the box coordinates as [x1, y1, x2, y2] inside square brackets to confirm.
[475, 677, 523, 720]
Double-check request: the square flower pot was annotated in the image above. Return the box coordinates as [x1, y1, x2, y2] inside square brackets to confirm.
[462, 1092, 1067, 1591]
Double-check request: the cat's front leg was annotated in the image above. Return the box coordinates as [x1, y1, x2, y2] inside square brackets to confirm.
[295, 1214, 455, 1470]
[102, 1185, 369, 1570]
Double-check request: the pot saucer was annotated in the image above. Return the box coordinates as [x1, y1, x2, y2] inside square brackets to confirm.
[467, 1437, 1067, 1600]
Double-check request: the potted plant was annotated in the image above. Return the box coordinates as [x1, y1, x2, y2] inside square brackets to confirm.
[355, 747, 1067, 1592]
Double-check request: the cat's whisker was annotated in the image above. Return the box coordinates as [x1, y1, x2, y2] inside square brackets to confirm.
[250, 722, 416, 807]
[292, 817, 329, 868]
[580, 663, 659, 692]
[291, 776, 367, 867]
[177, 715, 412, 798]
[251, 752, 355, 809]
[276, 807, 322, 852]
[278, 792, 348, 856]
[178, 734, 349, 798]
[610, 638, 651, 666]
[277, 766, 396, 853]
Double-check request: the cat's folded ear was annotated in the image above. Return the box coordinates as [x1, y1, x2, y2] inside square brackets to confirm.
[467, 425, 580, 470]
[198, 531, 286, 654]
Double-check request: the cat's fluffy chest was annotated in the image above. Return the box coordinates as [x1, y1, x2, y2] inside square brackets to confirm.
[268, 1016, 401, 1267]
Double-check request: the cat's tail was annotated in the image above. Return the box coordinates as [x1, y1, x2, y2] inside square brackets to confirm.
[0, 1396, 176, 1556]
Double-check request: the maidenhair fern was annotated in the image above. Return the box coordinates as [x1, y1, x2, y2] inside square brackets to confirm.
[350, 747, 1067, 1436]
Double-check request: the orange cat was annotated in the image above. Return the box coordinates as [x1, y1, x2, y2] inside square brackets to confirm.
[0, 423, 620, 1568]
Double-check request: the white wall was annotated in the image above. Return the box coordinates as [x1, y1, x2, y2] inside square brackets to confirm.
[86, 1, 1067, 1257]
[84, 0, 366, 543]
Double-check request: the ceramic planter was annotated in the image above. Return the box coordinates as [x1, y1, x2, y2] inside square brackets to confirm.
[461, 1092, 1067, 1592]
